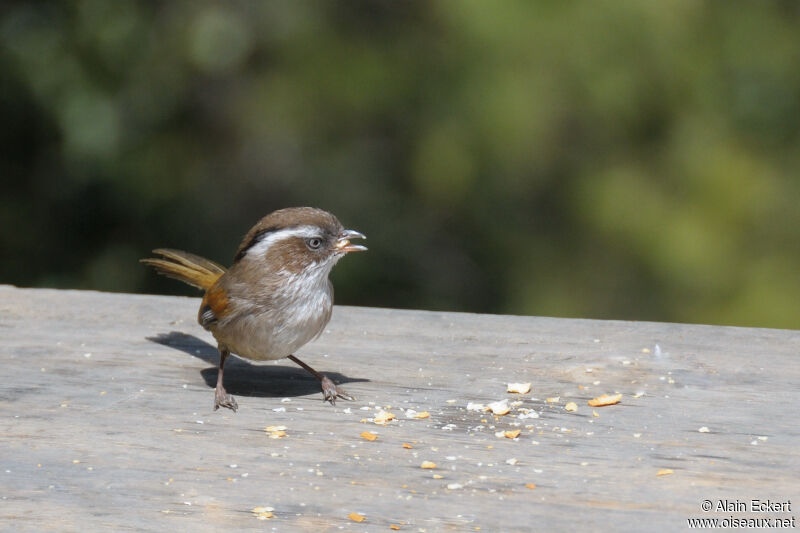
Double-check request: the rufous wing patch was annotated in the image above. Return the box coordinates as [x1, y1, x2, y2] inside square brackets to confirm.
[198, 285, 229, 329]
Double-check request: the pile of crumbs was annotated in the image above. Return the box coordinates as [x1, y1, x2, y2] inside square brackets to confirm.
[370, 409, 396, 425]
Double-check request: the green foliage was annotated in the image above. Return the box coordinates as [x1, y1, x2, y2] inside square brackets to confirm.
[2, 1, 799, 328]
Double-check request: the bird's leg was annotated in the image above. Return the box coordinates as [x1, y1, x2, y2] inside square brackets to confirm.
[214, 347, 238, 412]
[288, 354, 354, 405]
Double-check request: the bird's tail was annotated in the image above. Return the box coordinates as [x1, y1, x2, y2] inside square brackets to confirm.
[140, 248, 226, 290]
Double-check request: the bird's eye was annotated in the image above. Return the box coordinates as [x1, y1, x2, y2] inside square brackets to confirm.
[305, 237, 323, 250]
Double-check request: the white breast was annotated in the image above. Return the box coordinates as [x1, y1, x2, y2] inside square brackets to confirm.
[215, 265, 335, 361]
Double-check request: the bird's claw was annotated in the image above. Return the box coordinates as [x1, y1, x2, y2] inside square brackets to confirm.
[320, 376, 354, 405]
[214, 389, 238, 412]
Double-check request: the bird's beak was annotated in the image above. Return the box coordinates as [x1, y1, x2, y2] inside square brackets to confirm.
[335, 229, 367, 253]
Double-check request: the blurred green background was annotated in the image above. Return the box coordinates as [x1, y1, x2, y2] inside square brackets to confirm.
[2, 1, 799, 329]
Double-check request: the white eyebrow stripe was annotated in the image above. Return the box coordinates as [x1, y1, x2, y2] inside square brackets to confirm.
[246, 225, 322, 258]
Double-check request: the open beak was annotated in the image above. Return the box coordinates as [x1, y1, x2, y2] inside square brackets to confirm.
[335, 229, 367, 253]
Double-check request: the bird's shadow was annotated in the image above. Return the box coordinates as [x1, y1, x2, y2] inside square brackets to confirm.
[147, 331, 368, 399]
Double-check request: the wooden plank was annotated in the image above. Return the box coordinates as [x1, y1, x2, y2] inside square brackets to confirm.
[0, 285, 797, 531]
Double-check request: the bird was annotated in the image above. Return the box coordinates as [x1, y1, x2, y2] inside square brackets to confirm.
[141, 207, 366, 412]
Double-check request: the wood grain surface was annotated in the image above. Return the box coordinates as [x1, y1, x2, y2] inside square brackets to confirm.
[1, 286, 797, 531]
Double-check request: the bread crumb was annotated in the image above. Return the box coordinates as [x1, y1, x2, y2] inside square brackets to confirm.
[373, 410, 396, 425]
[252, 506, 274, 520]
[507, 382, 532, 394]
[486, 399, 511, 416]
[588, 393, 622, 407]
[264, 425, 288, 439]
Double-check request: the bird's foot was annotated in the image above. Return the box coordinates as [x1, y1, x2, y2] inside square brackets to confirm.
[214, 387, 238, 412]
[320, 376, 354, 405]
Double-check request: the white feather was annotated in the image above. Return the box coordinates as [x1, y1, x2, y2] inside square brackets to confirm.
[245, 225, 322, 259]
